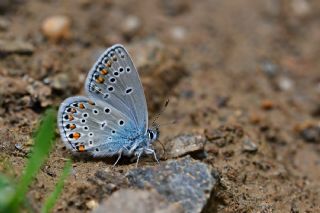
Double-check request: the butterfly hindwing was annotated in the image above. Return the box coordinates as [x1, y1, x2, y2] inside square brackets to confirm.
[57, 96, 138, 157]
[84, 44, 148, 135]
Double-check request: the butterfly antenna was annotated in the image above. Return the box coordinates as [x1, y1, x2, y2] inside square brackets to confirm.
[152, 99, 170, 127]
[156, 119, 177, 127]
[156, 139, 166, 158]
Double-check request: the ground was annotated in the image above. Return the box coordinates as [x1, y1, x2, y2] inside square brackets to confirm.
[0, 0, 320, 212]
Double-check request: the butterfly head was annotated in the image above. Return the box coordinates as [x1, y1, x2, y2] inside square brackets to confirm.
[147, 126, 159, 144]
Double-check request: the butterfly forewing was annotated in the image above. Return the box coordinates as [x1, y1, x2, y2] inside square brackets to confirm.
[84, 44, 148, 135]
[58, 96, 138, 156]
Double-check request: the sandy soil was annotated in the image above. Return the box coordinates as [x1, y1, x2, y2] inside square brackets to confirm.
[0, 0, 319, 212]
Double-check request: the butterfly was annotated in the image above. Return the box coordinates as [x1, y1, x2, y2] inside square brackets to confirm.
[57, 44, 160, 166]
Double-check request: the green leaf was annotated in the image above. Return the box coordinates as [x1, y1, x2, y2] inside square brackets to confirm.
[9, 108, 57, 212]
[0, 174, 15, 211]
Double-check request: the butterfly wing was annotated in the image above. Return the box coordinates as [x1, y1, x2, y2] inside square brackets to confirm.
[57, 96, 139, 157]
[84, 44, 148, 135]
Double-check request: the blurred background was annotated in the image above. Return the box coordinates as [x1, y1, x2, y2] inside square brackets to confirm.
[0, 0, 319, 212]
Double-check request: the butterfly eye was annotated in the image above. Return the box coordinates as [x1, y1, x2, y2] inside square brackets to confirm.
[149, 131, 154, 140]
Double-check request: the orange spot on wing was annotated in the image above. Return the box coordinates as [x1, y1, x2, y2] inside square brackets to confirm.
[106, 60, 112, 67]
[88, 100, 95, 105]
[96, 76, 105, 84]
[73, 132, 80, 140]
[70, 124, 76, 130]
[79, 103, 85, 109]
[68, 114, 74, 121]
[78, 145, 85, 152]
[71, 108, 77, 113]
[100, 69, 108, 75]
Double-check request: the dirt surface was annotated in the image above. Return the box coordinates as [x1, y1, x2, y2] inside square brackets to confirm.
[1, 0, 320, 212]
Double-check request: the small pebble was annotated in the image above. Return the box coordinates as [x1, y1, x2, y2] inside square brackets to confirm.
[86, 199, 99, 210]
[0, 39, 34, 55]
[51, 73, 70, 90]
[14, 143, 23, 151]
[216, 95, 230, 108]
[170, 26, 187, 41]
[161, 0, 189, 16]
[277, 77, 293, 91]
[259, 60, 278, 77]
[261, 99, 275, 110]
[165, 134, 207, 158]
[249, 112, 262, 124]
[291, 0, 310, 17]
[41, 15, 71, 42]
[299, 125, 320, 143]
[242, 136, 258, 153]
[127, 39, 163, 70]
[121, 16, 141, 39]
[93, 189, 183, 213]
[0, 17, 9, 31]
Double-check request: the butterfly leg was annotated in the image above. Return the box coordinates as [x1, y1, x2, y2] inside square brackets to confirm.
[112, 150, 123, 167]
[145, 148, 159, 164]
[135, 150, 143, 168]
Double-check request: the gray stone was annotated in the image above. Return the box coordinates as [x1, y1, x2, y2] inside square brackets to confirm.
[242, 136, 258, 152]
[51, 73, 70, 90]
[127, 156, 218, 213]
[0, 18, 9, 31]
[259, 59, 278, 77]
[300, 125, 320, 143]
[0, 39, 34, 55]
[93, 189, 183, 213]
[165, 134, 206, 158]
[121, 16, 142, 38]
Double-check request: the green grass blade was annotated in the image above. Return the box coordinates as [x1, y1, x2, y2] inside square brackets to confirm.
[41, 159, 72, 213]
[10, 109, 56, 211]
[0, 174, 15, 211]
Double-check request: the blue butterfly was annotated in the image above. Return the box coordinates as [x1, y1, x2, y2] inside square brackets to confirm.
[57, 44, 159, 166]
